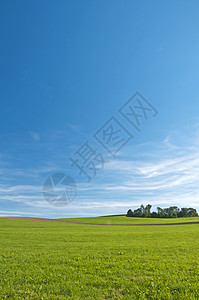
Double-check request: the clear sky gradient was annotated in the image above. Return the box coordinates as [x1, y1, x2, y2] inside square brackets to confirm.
[1, 0, 199, 218]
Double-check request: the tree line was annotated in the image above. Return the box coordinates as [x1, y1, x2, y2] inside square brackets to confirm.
[127, 204, 198, 218]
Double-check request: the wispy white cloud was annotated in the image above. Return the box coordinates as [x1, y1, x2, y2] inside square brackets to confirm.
[1, 126, 199, 217]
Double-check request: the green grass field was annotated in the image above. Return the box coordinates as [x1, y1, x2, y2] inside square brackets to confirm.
[59, 215, 199, 224]
[0, 217, 199, 299]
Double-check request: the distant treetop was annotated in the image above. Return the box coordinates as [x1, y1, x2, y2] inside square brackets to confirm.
[127, 204, 198, 218]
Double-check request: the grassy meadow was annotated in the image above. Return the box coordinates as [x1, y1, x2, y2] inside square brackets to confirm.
[0, 217, 199, 299]
[59, 215, 199, 224]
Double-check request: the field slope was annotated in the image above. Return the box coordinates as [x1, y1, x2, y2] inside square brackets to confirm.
[59, 215, 199, 225]
[0, 217, 199, 299]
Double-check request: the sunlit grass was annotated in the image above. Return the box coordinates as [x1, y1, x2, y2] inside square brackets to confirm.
[0, 218, 199, 299]
[59, 215, 199, 224]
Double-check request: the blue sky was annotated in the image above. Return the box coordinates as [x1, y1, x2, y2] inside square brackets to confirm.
[1, 0, 199, 218]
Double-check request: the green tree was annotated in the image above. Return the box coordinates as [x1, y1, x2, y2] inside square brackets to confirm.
[144, 204, 152, 217]
[187, 208, 198, 217]
[133, 207, 143, 217]
[167, 206, 179, 218]
[181, 208, 188, 217]
[157, 207, 165, 218]
[140, 204, 145, 216]
[127, 209, 134, 217]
